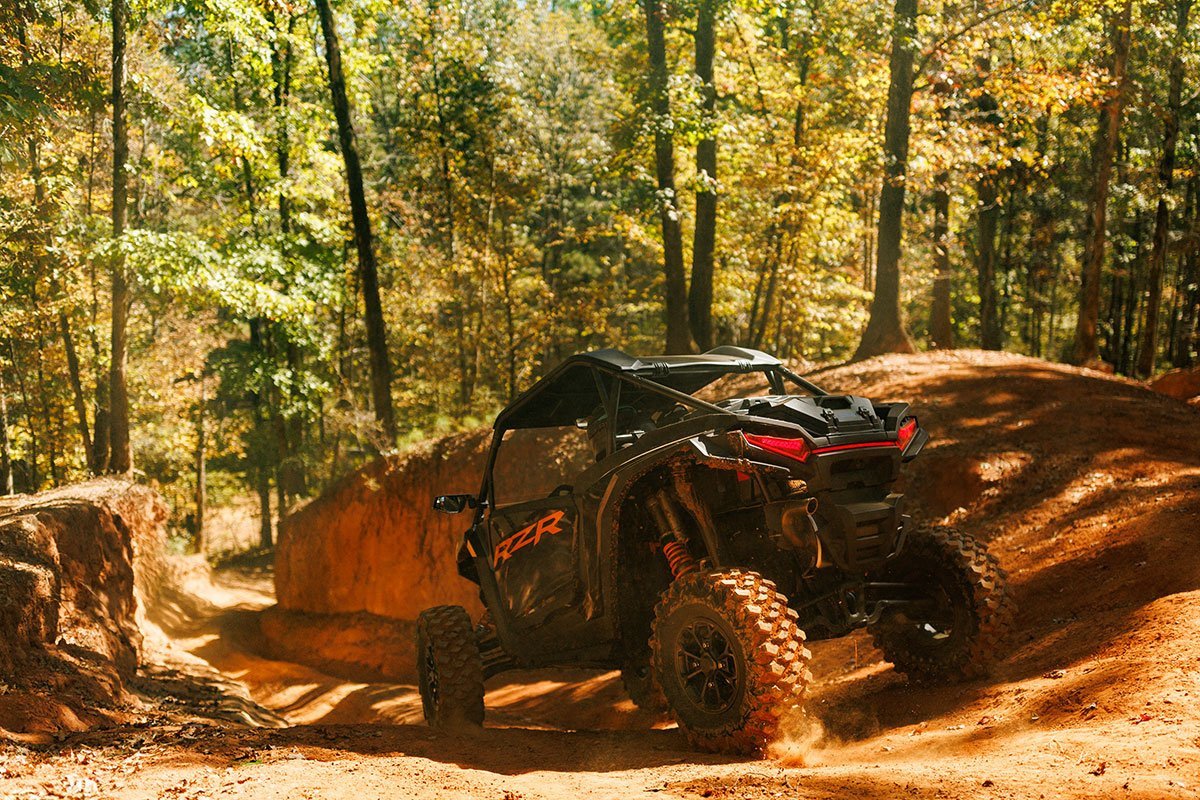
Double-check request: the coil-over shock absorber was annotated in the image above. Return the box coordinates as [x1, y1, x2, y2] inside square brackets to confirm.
[646, 489, 698, 579]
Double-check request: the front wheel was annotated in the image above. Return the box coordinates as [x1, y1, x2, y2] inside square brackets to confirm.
[416, 605, 485, 728]
[869, 526, 1015, 682]
[651, 570, 811, 755]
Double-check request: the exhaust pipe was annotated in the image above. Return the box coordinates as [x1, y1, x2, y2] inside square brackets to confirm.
[777, 497, 821, 569]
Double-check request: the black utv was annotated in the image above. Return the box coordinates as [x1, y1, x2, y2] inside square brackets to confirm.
[419, 347, 1014, 754]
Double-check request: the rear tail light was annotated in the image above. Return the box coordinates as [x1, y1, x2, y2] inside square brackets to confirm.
[743, 432, 812, 463]
[744, 418, 919, 463]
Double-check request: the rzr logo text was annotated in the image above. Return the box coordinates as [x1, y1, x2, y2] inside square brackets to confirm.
[493, 510, 566, 566]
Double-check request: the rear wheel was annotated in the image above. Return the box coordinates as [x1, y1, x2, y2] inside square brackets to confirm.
[416, 605, 485, 728]
[869, 526, 1015, 682]
[651, 570, 810, 755]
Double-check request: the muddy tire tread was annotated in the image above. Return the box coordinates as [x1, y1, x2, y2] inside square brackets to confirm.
[651, 569, 811, 755]
[417, 605, 485, 728]
[870, 525, 1016, 682]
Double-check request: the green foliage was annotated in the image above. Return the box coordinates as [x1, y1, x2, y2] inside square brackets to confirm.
[0, 0, 1197, 541]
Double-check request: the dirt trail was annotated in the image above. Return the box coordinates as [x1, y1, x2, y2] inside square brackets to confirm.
[3, 351, 1200, 799]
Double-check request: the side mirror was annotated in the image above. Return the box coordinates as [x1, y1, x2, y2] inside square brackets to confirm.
[433, 494, 477, 514]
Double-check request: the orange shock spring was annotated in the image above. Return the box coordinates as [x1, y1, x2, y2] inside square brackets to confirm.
[662, 540, 697, 579]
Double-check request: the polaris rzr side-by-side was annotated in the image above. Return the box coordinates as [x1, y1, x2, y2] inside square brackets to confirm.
[418, 347, 1014, 754]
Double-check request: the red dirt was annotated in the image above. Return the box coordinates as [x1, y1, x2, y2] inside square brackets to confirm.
[0, 480, 168, 739]
[3, 350, 1199, 800]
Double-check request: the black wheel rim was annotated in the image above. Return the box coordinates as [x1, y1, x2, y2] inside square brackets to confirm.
[896, 569, 966, 651]
[674, 617, 740, 713]
[423, 642, 440, 710]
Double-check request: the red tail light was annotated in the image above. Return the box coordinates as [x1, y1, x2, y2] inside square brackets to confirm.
[744, 432, 812, 463]
[745, 419, 919, 463]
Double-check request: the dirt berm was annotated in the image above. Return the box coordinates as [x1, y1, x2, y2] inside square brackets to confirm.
[0, 479, 168, 736]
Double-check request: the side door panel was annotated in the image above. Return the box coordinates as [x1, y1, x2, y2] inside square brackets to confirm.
[488, 497, 580, 629]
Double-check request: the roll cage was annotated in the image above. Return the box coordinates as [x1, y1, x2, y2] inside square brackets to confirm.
[480, 346, 826, 493]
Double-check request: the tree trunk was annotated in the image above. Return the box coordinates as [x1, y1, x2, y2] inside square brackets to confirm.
[90, 255, 110, 473]
[108, 0, 132, 474]
[973, 53, 1003, 350]
[194, 374, 206, 554]
[0, 370, 11, 495]
[10, 342, 38, 490]
[689, 0, 717, 351]
[269, 15, 307, 499]
[28, 133, 97, 473]
[1175, 132, 1199, 367]
[315, 0, 398, 444]
[1136, 0, 1192, 377]
[642, 0, 692, 354]
[853, 0, 918, 360]
[1071, 0, 1132, 366]
[249, 320, 274, 548]
[929, 179, 953, 348]
[28, 276, 60, 486]
[1121, 217, 1145, 373]
[257, 471, 273, 549]
[976, 174, 1002, 349]
[60, 313, 93, 471]
[269, 9, 295, 238]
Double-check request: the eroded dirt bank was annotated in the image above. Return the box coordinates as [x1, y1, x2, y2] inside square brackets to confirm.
[3, 351, 1200, 800]
[0, 480, 167, 737]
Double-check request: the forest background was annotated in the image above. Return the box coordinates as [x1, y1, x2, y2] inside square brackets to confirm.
[0, 0, 1195, 552]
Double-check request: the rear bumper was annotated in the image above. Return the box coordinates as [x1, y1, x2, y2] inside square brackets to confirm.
[817, 493, 907, 571]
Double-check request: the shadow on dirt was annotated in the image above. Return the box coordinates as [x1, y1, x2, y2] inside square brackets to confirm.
[54, 721, 737, 775]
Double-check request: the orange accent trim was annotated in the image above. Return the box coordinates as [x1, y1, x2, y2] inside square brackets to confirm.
[493, 509, 566, 566]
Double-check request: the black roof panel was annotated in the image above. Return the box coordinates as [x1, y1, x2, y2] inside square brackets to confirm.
[495, 346, 783, 430]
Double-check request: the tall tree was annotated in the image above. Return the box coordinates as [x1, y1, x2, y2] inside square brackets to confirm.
[1071, 0, 1132, 366]
[1136, 0, 1192, 377]
[975, 173, 1001, 348]
[642, 0, 692, 354]
[0, 371, 11, 495]
[689, 0, 717, 351]
[929, 65, 954, 350]
[930, 182, 954, 348]
[108, 0, 132, 474]
[853, 0, 918, 360]
[1175, 122, 1200, 367]
[193, 372, 207, 553]
[974, 54, 1003, 350]
[314, 0, 398, 444]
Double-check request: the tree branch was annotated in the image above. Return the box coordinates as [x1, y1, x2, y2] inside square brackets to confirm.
[914, 0, 1025, 79]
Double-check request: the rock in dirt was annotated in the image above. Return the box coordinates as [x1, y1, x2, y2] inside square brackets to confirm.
[1149, 365, 1200, 401]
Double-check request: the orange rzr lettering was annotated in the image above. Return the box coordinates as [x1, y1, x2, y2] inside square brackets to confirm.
[493, 509, 566, 566]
